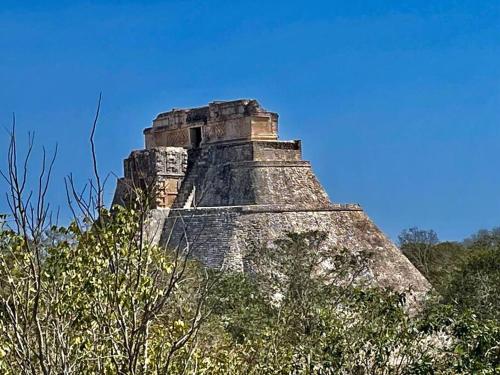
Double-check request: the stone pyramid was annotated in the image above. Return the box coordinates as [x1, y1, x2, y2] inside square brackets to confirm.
[113, 99, 430, 300]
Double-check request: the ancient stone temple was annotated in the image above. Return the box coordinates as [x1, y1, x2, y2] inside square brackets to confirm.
[113, 99, 430, 300]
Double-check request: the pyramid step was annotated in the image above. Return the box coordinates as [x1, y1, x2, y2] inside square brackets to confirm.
[183, 187, 196, 208]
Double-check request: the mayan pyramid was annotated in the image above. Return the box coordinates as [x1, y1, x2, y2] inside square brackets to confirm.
[113, 99, 430, 300]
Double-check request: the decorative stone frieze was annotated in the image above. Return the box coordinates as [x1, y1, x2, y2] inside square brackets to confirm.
[144, 99, 278, 148]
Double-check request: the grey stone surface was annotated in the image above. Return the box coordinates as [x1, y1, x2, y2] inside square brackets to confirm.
[171, 142, 330, 208]
[112, 147, 187, 208]
[157, 205, 429, 303]
[113, 99, 431, 304]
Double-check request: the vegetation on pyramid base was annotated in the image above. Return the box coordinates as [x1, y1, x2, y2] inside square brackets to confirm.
[1, 211, 498, 373]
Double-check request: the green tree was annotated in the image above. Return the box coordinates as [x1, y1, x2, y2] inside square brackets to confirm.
[441, 246, 500, 321]
[398, 227, 440, 279]
[2, 118, 498, 374]
[0, 126, 211, 374]
[200, 231, 500, 374]
[464, 227, 500, 250]
[202, 232, 443, 374]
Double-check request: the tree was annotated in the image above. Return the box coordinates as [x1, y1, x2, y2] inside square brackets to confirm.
[201, 231, 500, 374]
[398, 227, 442, 282]
[463, 227, 500, 250]
[0, 118, 211, 374]
[397, 227, 439, 249]
[201, 232, 443, 374]
[441, 246, 500, 321]
[1, 112, 498, 374]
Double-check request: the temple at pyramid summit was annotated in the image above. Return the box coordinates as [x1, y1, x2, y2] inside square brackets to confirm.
[113, 99, 430, 299]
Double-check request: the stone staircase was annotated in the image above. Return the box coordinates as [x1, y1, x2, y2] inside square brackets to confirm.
[183, 187, 196, 208]
[172, 148, 211, 208]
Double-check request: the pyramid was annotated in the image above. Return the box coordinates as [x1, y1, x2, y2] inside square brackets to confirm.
[113, 99, 430, 300]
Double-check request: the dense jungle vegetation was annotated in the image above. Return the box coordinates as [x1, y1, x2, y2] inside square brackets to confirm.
[0, 130, 498, 374]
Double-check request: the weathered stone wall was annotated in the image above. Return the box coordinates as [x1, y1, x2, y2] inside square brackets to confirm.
[124, 147, 187, 180]
[233, 209, 429, 297]
[161, 208, 241, 269]
[178, 141, 301, 164]
[145, 128, 192, 149]
[170, 141, 329, 208]
[144, 100, 279, 148]
[114, 99, 431, 307]
[252, 141, 302, 161]
[158, 205, 430, 302]
[245, 162, 331, 206]
[192, 160, 330, 207]
[113, 147, 187, 208]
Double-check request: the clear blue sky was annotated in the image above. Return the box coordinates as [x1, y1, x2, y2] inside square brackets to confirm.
[1, 0, 499, 241]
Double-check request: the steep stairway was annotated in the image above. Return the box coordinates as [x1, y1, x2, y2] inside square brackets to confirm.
[172, 148, 211, 208]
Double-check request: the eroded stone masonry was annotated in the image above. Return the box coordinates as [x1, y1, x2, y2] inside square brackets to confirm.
[113, 99, 430, 301]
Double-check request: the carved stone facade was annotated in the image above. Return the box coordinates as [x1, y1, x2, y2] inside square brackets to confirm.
[113, 99, 430, 301]
[113, 147, 187, 208]
[144, 99, 278, 149]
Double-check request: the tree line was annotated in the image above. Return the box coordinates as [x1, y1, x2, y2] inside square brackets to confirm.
[0, 125, 498, 374]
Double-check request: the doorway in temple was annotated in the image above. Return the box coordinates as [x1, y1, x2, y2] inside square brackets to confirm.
[190, 127, 202, 148]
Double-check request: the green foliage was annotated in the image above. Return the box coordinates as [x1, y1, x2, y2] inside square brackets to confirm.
[398, 227, 465, 290]
[421, 302, 500, 374]
[441, 246, 500, 321]
[402, 240, 466, 291]
[464, 227, 500, 250]
[399, 225, 500, 320]
[198, 233, 466, 374]
[397, 226, 500, 374]
[190, 231, 499, 374]
[3, 105, 497, 373]
[0, 206, 208, 374]
[1, 217, 499, 374]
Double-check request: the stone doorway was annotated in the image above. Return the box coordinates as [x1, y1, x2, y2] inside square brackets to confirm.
[190, 127, 202, 148]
